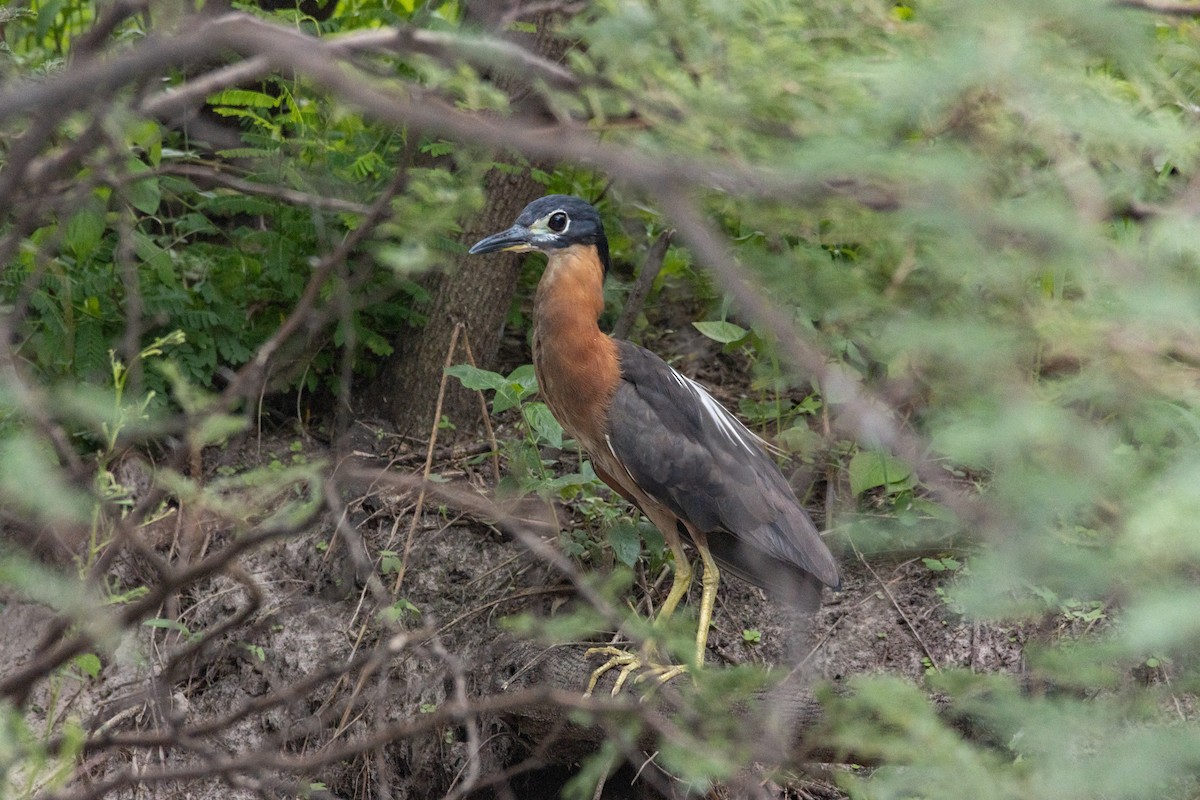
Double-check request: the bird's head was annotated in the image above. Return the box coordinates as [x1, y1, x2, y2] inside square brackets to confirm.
[468, 194, 610, 274]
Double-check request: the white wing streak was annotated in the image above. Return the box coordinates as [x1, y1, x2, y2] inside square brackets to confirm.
[669, 369, 765, 455]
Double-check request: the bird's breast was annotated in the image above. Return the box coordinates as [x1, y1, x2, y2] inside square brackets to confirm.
[532, 326, 620, 457]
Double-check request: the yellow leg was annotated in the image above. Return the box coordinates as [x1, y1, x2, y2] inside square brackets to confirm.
[690, 530, 721, 667]
[584, 524, 695, 696]
[630, 535, 695, 686]
[654, 535, 693, 624]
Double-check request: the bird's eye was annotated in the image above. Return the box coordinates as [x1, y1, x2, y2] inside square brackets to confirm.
[547, 211, 569, 233]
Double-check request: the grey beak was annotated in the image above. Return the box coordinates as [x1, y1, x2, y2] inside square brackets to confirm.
[468, 225, 534, 255]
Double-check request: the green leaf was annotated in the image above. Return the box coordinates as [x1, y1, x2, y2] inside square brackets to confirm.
[608, 523, 642, 567]
[445, 364, 508, 394]
[848, 450, 914, 496]
[692, 320, 749, 344]
[638, 521, 665, 558]
[0, 432, 92, 526]
[212, 147, 279, 160]
[923, 557, 959, 573]
[524, 402, 563, 448]
[909, 498, 957, 522]
[505, 364, 539, 400]
[209, 107, 280, 133]
[541, 470, 597, 495]
[129, 119, 163, 166]
[191, 412, 248, 447]
[777, 425, 824, 458]
[420, 139, 454, 157]
[126, 159, 161, 215]
[71, 652, 102, 680]
[143, 618, 191, 635]
[66, 207, 105, 259]
[207, 88, 282, 108]
[495, 365, 539, 412]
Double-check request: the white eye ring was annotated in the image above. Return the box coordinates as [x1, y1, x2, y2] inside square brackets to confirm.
[547, 210, 569, 233]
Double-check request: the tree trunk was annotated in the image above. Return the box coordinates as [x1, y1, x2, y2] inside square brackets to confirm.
[362, 169, 538, 436]
[361, 9, 568, 438]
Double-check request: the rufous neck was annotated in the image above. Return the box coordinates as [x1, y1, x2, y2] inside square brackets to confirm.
[533, 244, 606, 338]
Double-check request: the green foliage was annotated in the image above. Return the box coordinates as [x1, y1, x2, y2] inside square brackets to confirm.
[823, 667, 1200, 800]
[445, 362, 577, 494]
[447, 362, 664, 570]
[547, 1, 1200, 795]
[922, 556, 961, 574]
[1, 4, 485, 405]
[5, 0, 1200, 796]
[562, 741, 622, 800]
[380, 597, 421, 624]
[97, 331, 185, 455]
[0, 701, 87, 799]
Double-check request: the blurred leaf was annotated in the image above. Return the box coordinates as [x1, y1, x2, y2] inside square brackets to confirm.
[126, 159, 160, 215]
[71, 653, 102, 680]
[638, 521, 665, 558]
[1120, 587, 1200, 656]
[776, 424, 823, 458]
[848, 450, 914, 496]
[65, 206, 104, 259]
[692, 320, 749, 344]
[0, 432, 92, 526]
[143, 618, 190, 635]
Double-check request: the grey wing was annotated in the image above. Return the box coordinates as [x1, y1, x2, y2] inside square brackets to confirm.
[606, 341, 840, 600]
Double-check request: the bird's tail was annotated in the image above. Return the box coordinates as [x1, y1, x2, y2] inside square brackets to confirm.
[706, 534, 832, 612]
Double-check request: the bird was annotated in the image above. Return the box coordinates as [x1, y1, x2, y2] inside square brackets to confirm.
[468, 194, 839, 693]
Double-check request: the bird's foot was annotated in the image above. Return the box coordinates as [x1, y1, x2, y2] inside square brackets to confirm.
[583, 646, 688, 697]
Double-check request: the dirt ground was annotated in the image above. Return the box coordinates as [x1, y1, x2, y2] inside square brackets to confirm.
[0, 413, 1036, 800]
[0, 329, 1032, 799]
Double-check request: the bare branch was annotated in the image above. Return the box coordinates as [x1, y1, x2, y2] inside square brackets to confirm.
[612, 229, 673, 340]
[1113, 0, 1200, 14]
[0, 21, 223, 124]
[0, 12, 895, 214]
[141, 23, 578, 125]
[157, 164, 373, 215]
